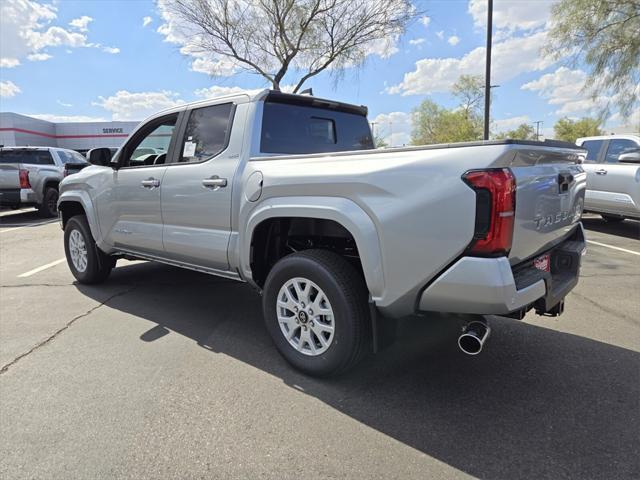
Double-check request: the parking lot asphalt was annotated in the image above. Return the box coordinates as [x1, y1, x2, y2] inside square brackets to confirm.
[0, 209, 638, 480]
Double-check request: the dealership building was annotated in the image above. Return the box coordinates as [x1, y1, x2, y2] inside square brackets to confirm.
[0, 112, 140, 153]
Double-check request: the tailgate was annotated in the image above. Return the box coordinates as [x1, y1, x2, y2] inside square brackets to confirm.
[508, 148, 586, 265]
[0, 163, 21, 189]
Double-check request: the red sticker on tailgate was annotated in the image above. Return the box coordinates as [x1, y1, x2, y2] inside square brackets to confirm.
[534, 254, 551, 272]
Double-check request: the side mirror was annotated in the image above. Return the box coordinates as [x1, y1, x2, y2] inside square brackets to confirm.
[618, 151, 640, 164]
[86, 147, 114, 166]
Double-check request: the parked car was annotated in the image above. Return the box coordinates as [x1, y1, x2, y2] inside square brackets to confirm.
[576, 134, 640, 222]
[0, 146, 88, 217]
[59, 90, 587, 376]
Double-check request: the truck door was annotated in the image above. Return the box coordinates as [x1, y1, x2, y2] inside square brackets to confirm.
[107, 113, 180, 255]
[588, 138, 640, 217]
[160, 102, 239, 271]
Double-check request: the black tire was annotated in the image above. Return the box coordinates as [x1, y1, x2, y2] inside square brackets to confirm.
[263, 249, 370, 377]
[64, 215, 114, 284]
[38, 187, 59, 218]
[601, 214, 625, 223]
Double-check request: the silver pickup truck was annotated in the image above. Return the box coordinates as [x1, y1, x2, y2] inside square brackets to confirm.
[0, 146, 88, 217]
[59, 90, 587, 376]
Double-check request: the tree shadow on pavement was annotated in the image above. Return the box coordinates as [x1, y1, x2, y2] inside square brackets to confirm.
[78, 262, 640, 480]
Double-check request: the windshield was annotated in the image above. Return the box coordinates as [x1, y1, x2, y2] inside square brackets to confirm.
[260, 100, 374, 154]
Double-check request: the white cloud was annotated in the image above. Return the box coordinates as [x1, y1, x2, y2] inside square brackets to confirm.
[521, 67, 614, 116]
[142, 16, 153, 27]
[409, 38, 426, 46]
[102, 46, 120, 54]
[56, 99, 73, 107]
[435, 30, 444, 40]
[387, 31, 553, 95]
[468, 0, 552, 34]
[69, 16, 93, 32]
[195, 86, 259, 98]
[1, 58, 20, 68]
[447, 35, 460, 46]
[0, 0, 94, 65]
[93, 90, 184, 121]
[493, 115, 530, 132]
[27, 52, 51, 61]
[29, 114, 107, 123]
[371, 111, 414, 147]
[0, 80, 21, 98]
[420, 16, 431, 28]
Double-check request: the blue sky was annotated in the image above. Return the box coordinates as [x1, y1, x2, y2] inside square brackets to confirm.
[1, 0, 637, 145]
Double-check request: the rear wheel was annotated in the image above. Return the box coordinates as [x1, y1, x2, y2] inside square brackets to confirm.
[601, 214, 625, 223]
[263, 249, 370, 377]
[38, 187, 58, 218]
[64, 215, 113, 284]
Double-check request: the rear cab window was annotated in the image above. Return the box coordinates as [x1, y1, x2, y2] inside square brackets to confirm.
[56, 150, 88, 164]
[260, 94, 374, 154]
[0, 150, 55, 165]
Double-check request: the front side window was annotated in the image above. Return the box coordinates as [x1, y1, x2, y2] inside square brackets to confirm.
[0, 150, 54, 165]
[605, 139, 638, 163]
[580, 140, 604, 163]
[177, 103, 234, 163]
[121, 115, 177, 167]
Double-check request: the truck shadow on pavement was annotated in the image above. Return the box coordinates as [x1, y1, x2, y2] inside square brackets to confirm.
[581, 216, 640, 241]
[79, 262, 640, 480]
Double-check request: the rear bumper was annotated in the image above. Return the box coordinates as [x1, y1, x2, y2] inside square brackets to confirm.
[0, 188, 37, 206]
[419, 224, 586, 315]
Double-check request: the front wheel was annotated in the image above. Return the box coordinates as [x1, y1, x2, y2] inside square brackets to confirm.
[64, 215, 113, 284]
[262, 249, 370, 377]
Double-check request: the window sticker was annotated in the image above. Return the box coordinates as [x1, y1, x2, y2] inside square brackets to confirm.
[183, 141, 197, 157]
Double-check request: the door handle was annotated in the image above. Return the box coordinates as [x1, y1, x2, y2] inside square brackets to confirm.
[141, 178, 160, 188]
[595, 169, 608, 175]
[202, 176, 227, 190]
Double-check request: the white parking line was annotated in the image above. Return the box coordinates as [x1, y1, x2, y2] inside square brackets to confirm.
[0, 220, 57, 234]
[18, 258, 67, 278]
[587, 240, 640, 256]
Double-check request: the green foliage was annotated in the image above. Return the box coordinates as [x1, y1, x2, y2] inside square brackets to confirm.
[451, 74, 485, 118]
[494, 123, 537, 140]
[545, 0, 640, 118]
[553, 117, 604, 143]
[411, 99, 483, 145]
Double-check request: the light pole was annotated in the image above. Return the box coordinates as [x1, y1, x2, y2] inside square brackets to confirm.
[533, 120, 543, 141]
[483, 0, 493, 141]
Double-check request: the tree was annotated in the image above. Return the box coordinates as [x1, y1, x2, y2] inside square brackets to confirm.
[553, 117, 604, 143]
[165, 0, 415, 92]
[451, 74, 484, 119]
[545, 0, 640, 118]
[411, 100, 482, 145]
[495, 123, 536, 140]
[374, 135, 389, 148]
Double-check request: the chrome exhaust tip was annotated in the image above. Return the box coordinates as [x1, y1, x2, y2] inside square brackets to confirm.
[458, 320, 491, 355]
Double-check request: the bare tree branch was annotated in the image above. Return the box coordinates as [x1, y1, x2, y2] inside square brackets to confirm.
[164, 0, 416, 91]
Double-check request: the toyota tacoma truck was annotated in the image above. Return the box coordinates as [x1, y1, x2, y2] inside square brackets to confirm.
[0, 146, 88, 216]
[58, 90, 587, 376]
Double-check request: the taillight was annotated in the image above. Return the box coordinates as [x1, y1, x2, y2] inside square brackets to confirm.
[462, 168, 516, 257]
[19, 169, 31, 189]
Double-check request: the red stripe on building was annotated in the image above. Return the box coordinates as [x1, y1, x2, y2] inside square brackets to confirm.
[0, 127, 130, 139]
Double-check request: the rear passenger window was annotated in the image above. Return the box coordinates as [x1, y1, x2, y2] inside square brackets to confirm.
[0, 150, 54, 165]
[580, 140, 604, 163]
[177, 103, 234, 163]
